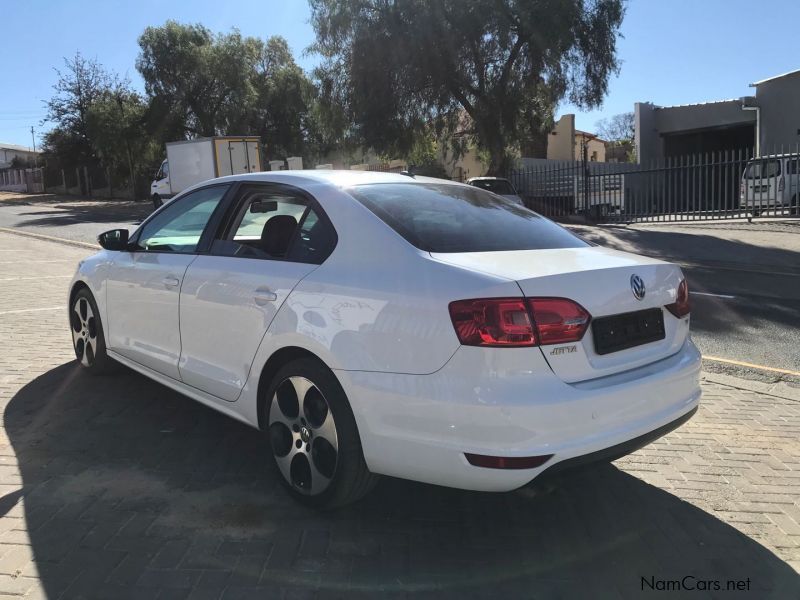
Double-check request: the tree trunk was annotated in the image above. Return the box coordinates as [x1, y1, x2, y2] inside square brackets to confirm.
[476, 114, 510, 177]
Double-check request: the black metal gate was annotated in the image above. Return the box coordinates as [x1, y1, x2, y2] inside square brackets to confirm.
[507, 147, 800, 222]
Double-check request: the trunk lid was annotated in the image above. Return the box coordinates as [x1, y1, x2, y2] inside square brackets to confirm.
[432, 246, 689, 383]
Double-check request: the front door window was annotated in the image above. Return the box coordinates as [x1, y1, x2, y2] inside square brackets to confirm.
[135, 185, 229, 253]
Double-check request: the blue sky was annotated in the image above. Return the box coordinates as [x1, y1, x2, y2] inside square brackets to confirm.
[3, 0, 800, 148]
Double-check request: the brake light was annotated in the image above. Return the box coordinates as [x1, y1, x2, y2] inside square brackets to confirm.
[779, 176, 785, 192]
[448, 297, 591, 347]
[740, 181, 744, 199]
[449, 298, 535, 346]
[666, 279, 690, 318]
[528, 298, 591, 345]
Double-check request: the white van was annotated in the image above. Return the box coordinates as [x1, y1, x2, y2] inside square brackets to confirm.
[740, 154, 800, 215]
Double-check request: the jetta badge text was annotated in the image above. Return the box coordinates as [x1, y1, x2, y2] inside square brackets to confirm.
[630, 274, 646, 301]
[550, 345, 577, 355]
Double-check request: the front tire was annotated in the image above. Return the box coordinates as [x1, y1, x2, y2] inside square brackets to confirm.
[152, 194, 163, 210]
[70, 288, 116, 375]
[265, 358, 378, 508]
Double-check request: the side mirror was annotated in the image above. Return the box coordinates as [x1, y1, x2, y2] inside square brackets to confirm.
[98, 229, 130, 251]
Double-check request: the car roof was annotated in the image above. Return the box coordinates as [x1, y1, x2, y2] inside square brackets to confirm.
[747, 154, 800, 161]
[213, 169, 466, 189]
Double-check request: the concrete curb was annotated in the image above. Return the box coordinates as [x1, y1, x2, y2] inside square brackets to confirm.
[0, 227, 99, 250]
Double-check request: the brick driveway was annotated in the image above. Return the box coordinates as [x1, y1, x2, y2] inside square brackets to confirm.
[0, 230, 798, 599]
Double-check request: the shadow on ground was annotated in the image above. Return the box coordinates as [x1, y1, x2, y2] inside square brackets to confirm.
[16, 203, 151, 227]
[5, 363, 799, 598]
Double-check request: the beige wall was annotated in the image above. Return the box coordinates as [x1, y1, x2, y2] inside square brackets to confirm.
[575, 134, 607, 162]
[546, 115, 576, 160]
[543, 115, 608, 162]
[439, 141, 487, 180]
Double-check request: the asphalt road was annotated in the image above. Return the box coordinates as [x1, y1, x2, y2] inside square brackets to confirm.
[1, 192, 798, 380]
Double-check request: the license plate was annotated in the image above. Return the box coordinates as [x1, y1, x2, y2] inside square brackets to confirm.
[592, 308, 666, 355]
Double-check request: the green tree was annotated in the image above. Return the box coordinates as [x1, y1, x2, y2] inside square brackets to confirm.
[42, 52, 116, 167]
[247, 37, 322, 159]
[137, 22, 257, 137]
[309, 0, 626, 174]
[86, 84, 160, 196]
[136, 22, 326, 162]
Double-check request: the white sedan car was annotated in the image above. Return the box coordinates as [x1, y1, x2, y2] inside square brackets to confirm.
[69, 170, 700, 507]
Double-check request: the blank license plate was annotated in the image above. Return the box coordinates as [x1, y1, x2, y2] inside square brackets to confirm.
[592, 308, 665, 355]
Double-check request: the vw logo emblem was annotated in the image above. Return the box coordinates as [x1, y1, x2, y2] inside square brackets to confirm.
[630, 274, 646, 301]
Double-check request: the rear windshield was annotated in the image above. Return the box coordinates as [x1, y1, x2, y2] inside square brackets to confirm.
[470, 179, 516, 195]
[348, 182, 588, 253]
[744, 159, 781, 179]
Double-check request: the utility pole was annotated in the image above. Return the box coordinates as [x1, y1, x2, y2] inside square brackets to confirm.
[30, 126, 36, 167]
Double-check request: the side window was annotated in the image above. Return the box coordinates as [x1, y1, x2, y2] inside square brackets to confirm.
[212, 186, 336, 263]
[135, 185, 228, 253]
[162, 161, 169, 178]
[788, 160, 799, 175]
[287, 208, 337, 264]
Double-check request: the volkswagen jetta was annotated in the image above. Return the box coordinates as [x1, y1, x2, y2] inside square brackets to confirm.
[69, 170, 700, 507]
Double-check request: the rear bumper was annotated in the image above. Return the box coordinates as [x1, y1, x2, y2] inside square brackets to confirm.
[539, 405, 697, 477]
[338, 340, 701, 492]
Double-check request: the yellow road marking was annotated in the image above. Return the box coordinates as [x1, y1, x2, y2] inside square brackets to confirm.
[703, 355, 800, 377]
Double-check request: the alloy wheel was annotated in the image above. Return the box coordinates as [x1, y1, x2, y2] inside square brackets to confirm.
[71, 296, 98, 367]
[268, 376, 339, 495]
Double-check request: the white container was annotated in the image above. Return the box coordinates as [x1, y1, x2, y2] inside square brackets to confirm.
[151, 136, 262, 201]
[286, 156, 304, 170]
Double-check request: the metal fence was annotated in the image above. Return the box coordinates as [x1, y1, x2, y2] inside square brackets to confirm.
[507, 147, 800, 222]
[0, 168, 44, 193]
[41, 163, 154, 200]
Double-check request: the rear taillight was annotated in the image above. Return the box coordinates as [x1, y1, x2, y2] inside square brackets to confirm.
[448, 299, 535, 346]
[448, 297, 591, 347]
[740, 181, 744, 199]
[528, 298, 591, 344]
[666, 279, 690, 318]
[779, 176, 785, 192]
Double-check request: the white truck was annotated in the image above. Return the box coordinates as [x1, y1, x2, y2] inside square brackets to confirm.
[150, 136, 262, 208]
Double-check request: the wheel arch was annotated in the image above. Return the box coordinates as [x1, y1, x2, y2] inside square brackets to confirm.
[256, 346, 329, 431]
[68, 280, 90, 308]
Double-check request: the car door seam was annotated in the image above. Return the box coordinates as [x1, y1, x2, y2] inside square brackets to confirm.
[176, 254, 202, 383]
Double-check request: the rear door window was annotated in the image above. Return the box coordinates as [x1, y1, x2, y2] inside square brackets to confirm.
[744, 160, 781, 179]
[349, 182, 587, 253]
[211, 185, 337, 263]
[470, 179, 516, 195]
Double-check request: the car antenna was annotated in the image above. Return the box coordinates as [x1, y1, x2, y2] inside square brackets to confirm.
[399, 165, 415, 178]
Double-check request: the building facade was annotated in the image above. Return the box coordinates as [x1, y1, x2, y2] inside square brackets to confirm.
[0, 143, 41, 169]
[635, 69, 800, 164]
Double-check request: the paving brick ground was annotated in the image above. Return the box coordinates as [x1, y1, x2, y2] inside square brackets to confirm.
[0, 230, 798, 599]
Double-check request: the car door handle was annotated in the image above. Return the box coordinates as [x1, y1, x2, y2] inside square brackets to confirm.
[254, 287, 278, 305]
[162, 276, 180, 288]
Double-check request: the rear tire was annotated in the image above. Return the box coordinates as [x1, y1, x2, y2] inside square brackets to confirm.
[791, 195, 799, 216]
[70, 288, 117, 375]
[264, 357, 378, 508]
[152, 194, 163, 210]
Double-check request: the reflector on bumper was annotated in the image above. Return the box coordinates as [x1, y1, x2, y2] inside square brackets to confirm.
[464, 453, 553, 470]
